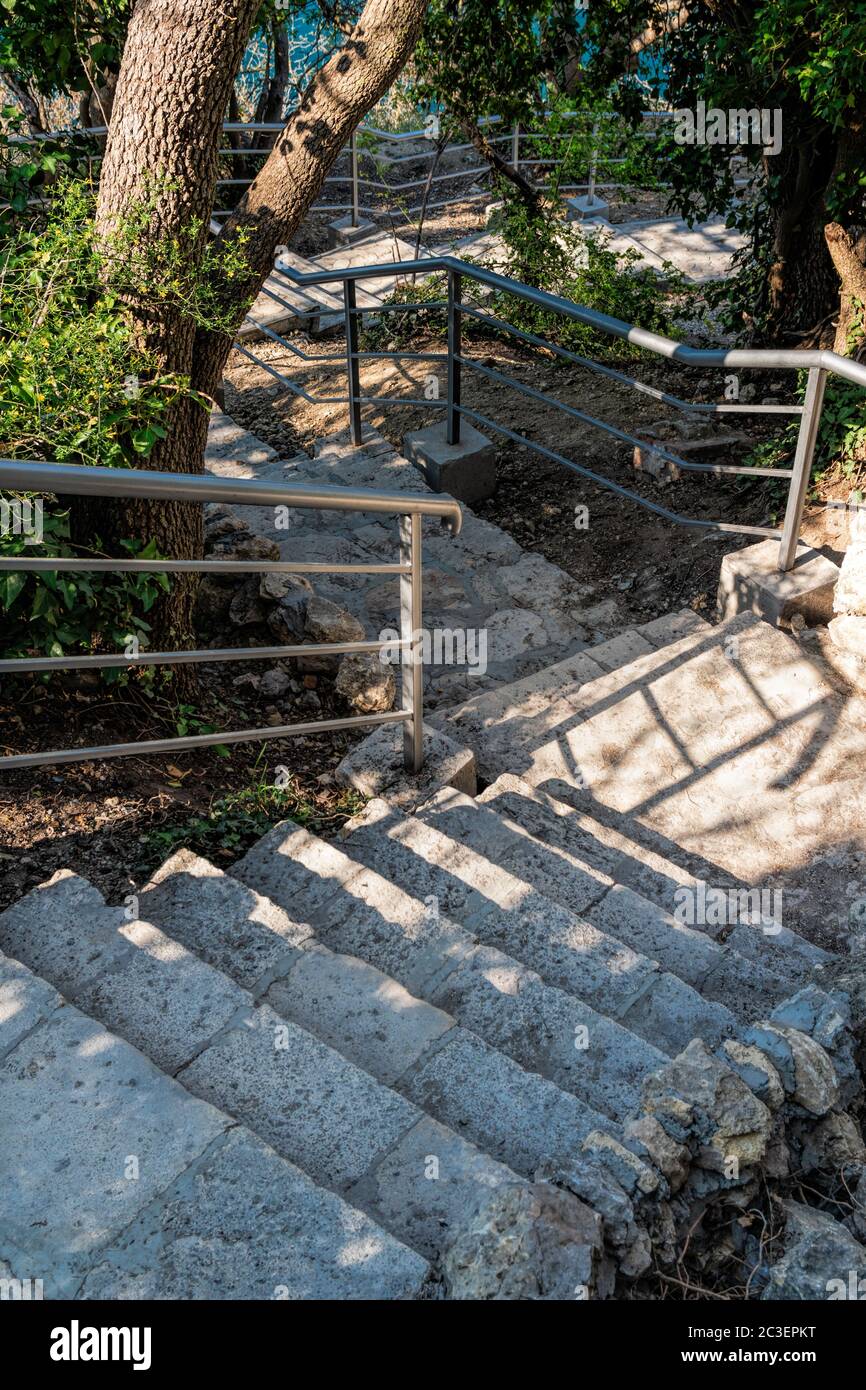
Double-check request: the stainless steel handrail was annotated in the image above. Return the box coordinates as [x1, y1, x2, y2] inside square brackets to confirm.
[0, 460, 461, 773]
[266, 252, 866, 570]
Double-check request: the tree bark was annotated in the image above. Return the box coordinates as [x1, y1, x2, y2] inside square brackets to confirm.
[191, 0, 429, 402]
[80, 0, 427, 667]
[458, 117, 543, 214]
[824, 223, 866, 357]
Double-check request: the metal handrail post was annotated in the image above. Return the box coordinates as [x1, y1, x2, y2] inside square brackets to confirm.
[447, 269, 462, 445]
[350, 130, 360, 228]
[400, 512, 424, 772]
[587, 119, 600, 208]
[344, 279, 363, 446]
[778, 367, 827, 571]
[511, 123, 520, 170]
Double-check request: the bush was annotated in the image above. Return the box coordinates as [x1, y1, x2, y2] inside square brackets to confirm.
[0, 178, 249, 667]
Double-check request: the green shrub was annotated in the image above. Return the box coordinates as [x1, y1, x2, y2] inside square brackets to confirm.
[0, 178, 249, 668]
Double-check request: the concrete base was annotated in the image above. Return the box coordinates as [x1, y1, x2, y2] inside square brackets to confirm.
[717, 539, 840, 628]
[566, 195, 610, 223]
[403, 421, 497, 506]
[335, 721, 477, 811]
[326, 215, 377, 249]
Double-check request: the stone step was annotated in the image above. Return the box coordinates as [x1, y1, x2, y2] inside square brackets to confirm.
[436, 611, 866, 941]
[466, 775, 821, 1018]
[340, 797, 737, 1057]
[0, 950, 428, 1300]
[0, 873, 522, 1261]
[427, 611, 709, 776]
[138, 849, 613, 1176]
[232, 820, 674, 1123]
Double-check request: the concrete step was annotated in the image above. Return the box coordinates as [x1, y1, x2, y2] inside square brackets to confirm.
[0, 873, 522, 1261]
[138, 849, 613, 1177]
[232, 820, 673, 1123]
[340, 797, 737, 1057]
[435, 611, 866, 944]
[427, 611, 710, 777]
[466, 774, 823, 1018]
[0, 950, 428, 1300]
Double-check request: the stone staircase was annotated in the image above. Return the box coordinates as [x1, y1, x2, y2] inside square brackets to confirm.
[240, 232, 422, 340]
[3, 600, 866, 1297]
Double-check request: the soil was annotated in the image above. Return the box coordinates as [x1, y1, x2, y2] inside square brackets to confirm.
[225, 325, 849, 629]
[0, 661, 366, 912]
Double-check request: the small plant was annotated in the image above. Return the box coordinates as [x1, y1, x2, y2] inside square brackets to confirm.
[142, 771, 365, 862]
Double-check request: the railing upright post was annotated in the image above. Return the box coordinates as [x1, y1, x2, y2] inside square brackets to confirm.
[350, 130, 360, 228]
[587, 119, 600, 207]
[344, 278, 363, 447]
[400, 512, 424, 773]
[511, 123, 520, 170]
[447, 269, 462, 446]
[778, 366, 827, 571]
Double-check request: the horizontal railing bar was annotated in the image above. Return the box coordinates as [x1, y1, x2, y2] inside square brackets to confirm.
[349, 301, 447, 315]
[356, 351, 449, 362]
[232, 341, 347, 404]
[0, 638, 404, 675]
[0, 559, 409, 575]
[235, 316, 343, 363]
[274, 254, 866, 388]
[0, 460, 463, 533]
[455, 304, 804, 416]
[0, 710, 410, 772]
[458, 405, 781, 538]
[358, 395, 448, 407]
[457, 356, 794, 478]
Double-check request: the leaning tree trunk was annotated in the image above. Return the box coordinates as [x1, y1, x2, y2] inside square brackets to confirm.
[83, 0, 427, 668]
[824, 223, 866, 357]
[762, 126, 843, 346]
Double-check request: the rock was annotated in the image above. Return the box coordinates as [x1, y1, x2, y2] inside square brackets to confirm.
[497, 553, 580, 609]
[266, 577, 314, 645]
[542, 1156, 652, 1277]
[259, 571, 312, 604]
[440, 1182, 607, 1301]
[797, 1111, 866, 1175]
[581, 1130, 661, 1198]
[259, 668, 290, 700]
[335, 653, 396, 714]
[300, 596, 366, 673]
[828, 614, 866, 662]
[833, 527, 866, 616]
[232, 672, 261, 692]
[762, 1201, 866, 1300]
[642, 1039, 773, 1172]
[743, 1022, 839, 1116]
[720, 1039, 785, 1111]
[229, 578, 269, 629]
[211, 533, 280, 564]
[304, 595, 366, 646]
[624, 1115, 690, 1192]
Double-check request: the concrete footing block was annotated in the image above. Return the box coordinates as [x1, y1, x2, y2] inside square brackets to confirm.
[402, 421, 496, 505]
[336, 721, 476, 809]
[717, 539, 840, 627]
[566, 195, 610, 222]
[326, 215, 377, 249]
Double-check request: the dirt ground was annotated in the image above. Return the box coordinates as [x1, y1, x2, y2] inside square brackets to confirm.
[225, 325, 846, 628]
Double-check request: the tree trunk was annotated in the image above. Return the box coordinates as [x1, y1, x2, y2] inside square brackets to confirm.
[458, 117, 543, 213]
[190, 0, 429, 403]
[824, 223, 866, 357]
[83, 0, 262, 666]
[763, 131, 841, 345]
[79, 0, 427, 670]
